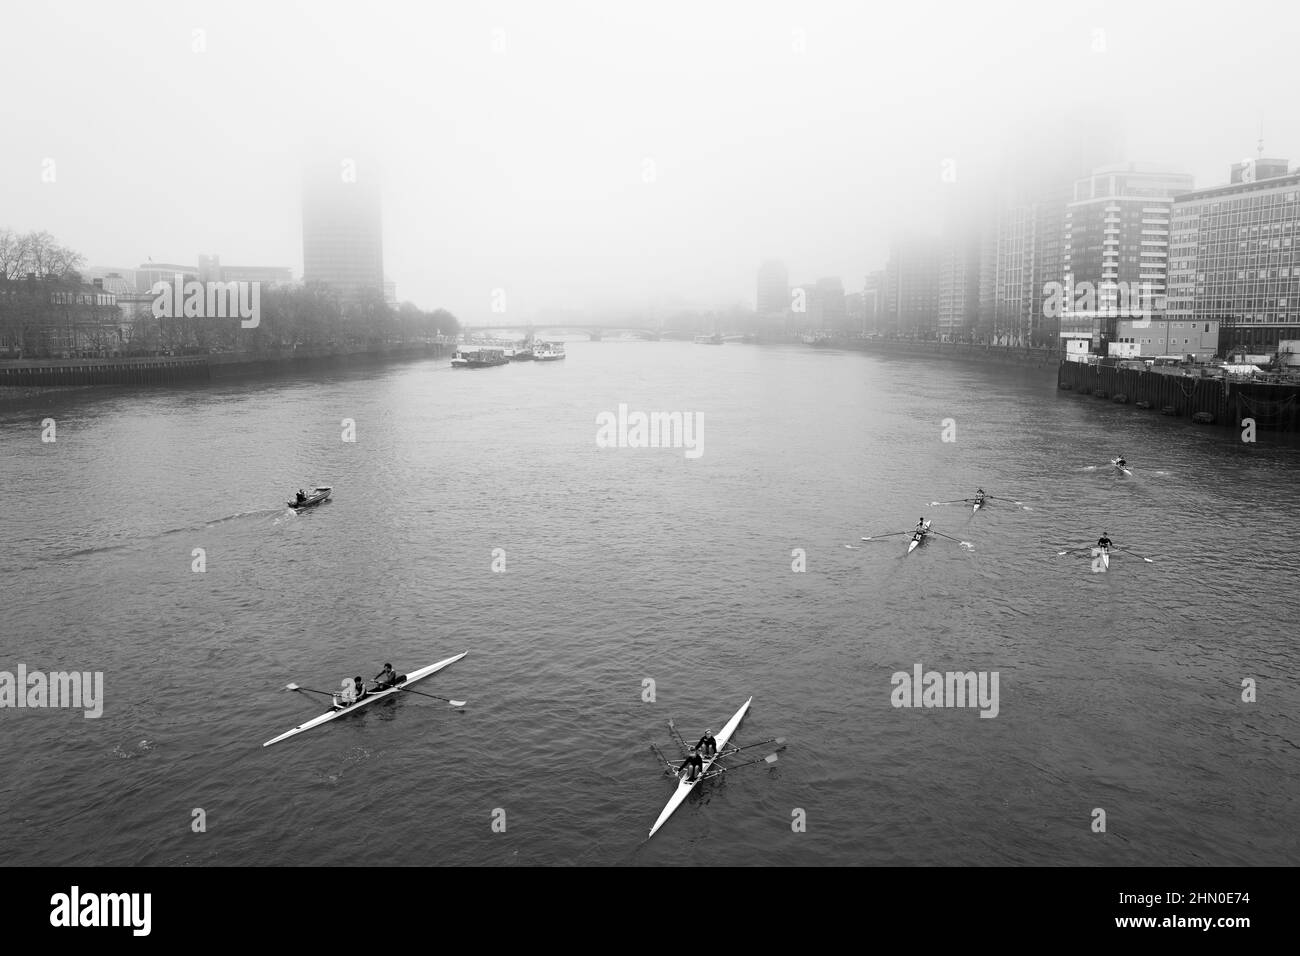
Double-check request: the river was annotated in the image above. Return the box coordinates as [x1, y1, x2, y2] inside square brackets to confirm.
[1, 341, 1296, 865]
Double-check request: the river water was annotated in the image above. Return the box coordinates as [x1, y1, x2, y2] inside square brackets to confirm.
[2, 342, 1296, 866]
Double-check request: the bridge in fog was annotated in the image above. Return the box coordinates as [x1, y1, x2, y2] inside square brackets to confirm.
[460, 324, 672, 341]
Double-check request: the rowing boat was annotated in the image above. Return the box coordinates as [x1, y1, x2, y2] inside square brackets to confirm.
[908, 519, 931, 553]
[263, 651, 467, 747]
[972, 497, 984, 514]
[1091, 546, 1110, 570]
[1110, 459, 1132, 476]
[648, 697, 751, 838]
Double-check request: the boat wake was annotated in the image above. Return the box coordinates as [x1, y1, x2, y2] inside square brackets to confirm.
[47, 509, 288, 563]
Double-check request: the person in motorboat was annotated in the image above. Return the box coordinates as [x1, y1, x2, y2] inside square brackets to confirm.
[373, 663, 400, 689]
[678, 749, 704, 782]
[296, 489, 307, 503]
[1096, 532, 1113, 551]
[694, 729, 717, 757]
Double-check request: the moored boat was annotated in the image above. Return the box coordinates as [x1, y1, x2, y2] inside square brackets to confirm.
[648, 697, 752, 838]
[533, 342, 566, 361]
[452, 348, 509, 368]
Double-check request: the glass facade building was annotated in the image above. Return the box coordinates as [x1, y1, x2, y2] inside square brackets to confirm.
[1167, 160, 1300, 354]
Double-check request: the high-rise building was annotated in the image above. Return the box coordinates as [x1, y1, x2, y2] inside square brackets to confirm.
[980, 114, 1125, 346]
[1060, 163, 1195, 352]
[863, 270, 886, 332]
[937, 236, 981, 341]
[884, 239, 942, 337]
[756, 259, 788, 316]
[1167, 158, 1300, 354]
[302, 159, 384, 300]
[816, 277, 847, 330]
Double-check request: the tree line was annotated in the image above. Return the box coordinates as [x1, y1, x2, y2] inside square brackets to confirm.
[0, 228, 459, 358]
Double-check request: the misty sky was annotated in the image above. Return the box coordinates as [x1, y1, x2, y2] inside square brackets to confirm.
[2, 0, 1296, 323]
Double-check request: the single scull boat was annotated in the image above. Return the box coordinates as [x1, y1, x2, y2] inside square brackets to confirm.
[908, 519, 931, 553]
[648, 697, 752, 838]
[263, 651, 466, 747]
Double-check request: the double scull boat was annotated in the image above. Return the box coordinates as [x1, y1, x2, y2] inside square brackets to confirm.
[263, 651, 467, 747]
[648, 697, 751, 838]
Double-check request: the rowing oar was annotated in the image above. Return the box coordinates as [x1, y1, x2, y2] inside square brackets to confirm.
[861, 531, 909, 540]
[392, 685, 468, 707]
[715, 737, 786, 759]
[927, 499, 969, 505]
[930, 530, 965, 544]
[1055, 547, 1093, 556]
[666, 718, 692, 756]
[284, 684, 336, 698]
[701, 752, 779, 780]
[1113, 547, 1155, 563]
[650, 743, 677, 776]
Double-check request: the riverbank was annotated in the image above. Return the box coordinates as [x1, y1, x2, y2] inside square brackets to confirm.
[809, 337, 1062, 370]
[0, 342, 452, 400]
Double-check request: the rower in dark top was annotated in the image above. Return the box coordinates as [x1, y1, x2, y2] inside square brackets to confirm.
[1115, 457, 1127, 468]
[334, 676, 367, 707]
[914, 517, 927, 534]
[694, 729, 717, 757]
[678, 750, 704, 782]
[373, 663, 399, 689]
[296, 489, 307, 503]
[1096, 532, 1113, 550]
[976, 488, 986, 499]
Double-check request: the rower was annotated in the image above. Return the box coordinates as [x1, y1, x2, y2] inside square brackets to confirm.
[914, 517, 927, 534]
[678, 750, 704, 782]
[1115, 457, 1127, 468]
[694, 729, 717, 757]
[296, 489, 307, 503]
[335, 676, 367, 707]
[976, 488, 986, 499]
[333, 677, 356, 708]
[373, 663, 399, 689]
[1096, 532, 1113, 550]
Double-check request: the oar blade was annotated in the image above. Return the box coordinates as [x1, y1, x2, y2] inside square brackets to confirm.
[764, 753, 779, 764]
[285, 683, 300, 691]
[448, 699, 467, 707]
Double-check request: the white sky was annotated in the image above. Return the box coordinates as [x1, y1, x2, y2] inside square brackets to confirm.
[1, 0, 1296, 322]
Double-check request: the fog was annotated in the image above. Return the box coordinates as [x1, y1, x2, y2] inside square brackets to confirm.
[2, 0, 1295, 323]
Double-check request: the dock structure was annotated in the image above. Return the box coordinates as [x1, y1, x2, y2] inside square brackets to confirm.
[0, 357, 209, 387]
[1057, 361, 1300, 433]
